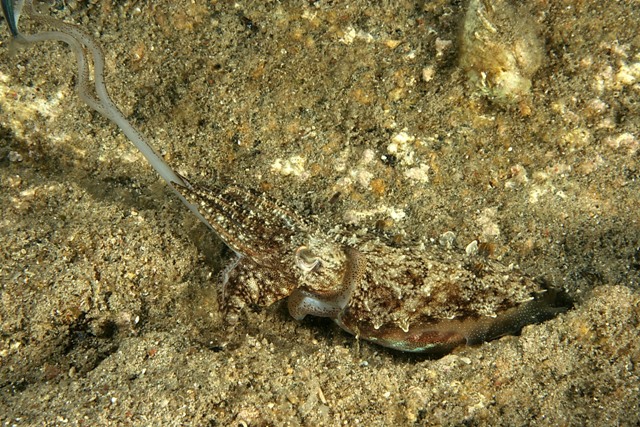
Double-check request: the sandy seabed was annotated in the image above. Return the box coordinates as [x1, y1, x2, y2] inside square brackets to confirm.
[1, 1, 639, 425]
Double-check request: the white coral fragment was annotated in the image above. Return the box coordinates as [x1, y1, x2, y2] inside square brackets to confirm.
[271, 155, 308, 178]
[459, 0, 544, 102]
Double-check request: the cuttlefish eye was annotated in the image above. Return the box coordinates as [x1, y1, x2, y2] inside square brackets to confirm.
[295, 246, 321, 272]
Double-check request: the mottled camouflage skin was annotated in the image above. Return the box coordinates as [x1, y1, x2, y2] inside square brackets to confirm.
[176, 178, 564, 353]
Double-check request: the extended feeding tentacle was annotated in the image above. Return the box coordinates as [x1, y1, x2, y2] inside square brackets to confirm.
[1, 0, 18, 37]
[0, 0, 212, 230]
